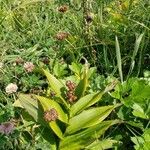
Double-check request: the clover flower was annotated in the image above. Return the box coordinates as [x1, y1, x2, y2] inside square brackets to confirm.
[24, 62, 35, 72]
[5, 83, 18, 94]
[0, 122, 14, 135]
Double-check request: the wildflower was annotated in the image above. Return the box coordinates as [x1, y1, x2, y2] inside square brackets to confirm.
[55, 32, 69, 41]
[0, 122, 14, 135]
[5, 83, 18, 94]
[58, 5, 68, 13]
[44, 108, 58, 122]
[15, 57, 24, 65]
[24, 62, 35, 72]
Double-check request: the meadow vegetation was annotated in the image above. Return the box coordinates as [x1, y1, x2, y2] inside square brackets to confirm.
[0, 0, 150, 149]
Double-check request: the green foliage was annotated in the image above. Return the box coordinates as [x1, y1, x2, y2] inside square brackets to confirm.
[0, 0, 150, 149]
[131, 128, 150, 150]
[112, 78, 150, 120]
[16, 65, 121, 149]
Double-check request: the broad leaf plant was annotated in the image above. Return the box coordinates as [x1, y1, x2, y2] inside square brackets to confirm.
[14, 63, 121, 150]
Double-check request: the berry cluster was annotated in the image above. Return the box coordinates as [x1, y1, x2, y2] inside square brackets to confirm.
[43, 108, 58, 122]
[66, 80, 77, 103]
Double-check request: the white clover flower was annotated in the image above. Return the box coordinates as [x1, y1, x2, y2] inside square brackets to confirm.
[5, 83, 18, 94]
[24, 62, 35, 73]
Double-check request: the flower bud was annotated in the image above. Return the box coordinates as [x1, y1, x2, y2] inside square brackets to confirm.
[44, 108, 58, 122]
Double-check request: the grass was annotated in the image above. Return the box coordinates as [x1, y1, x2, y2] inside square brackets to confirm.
[0, 0, 150, 74]
[0, 0, 150, 149]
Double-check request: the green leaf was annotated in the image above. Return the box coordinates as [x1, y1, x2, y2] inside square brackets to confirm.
[18, 94, 44, 123]
[49, 121, 63, 139]
[13, 99, 24, 108]
[69, 62, 82, 78]
[85, 139, 120, 150]
[66, 105, 120, 134]
[115, 36, 123, 83]
[53, 61, 67, 77]
[75, 70, 88, 99]
[126, 121, 143, 130]
[43, 69, 69, 108]
[128, 33, 144, 77]
[131, 129, 150, 150]
[35, 95, 68, 124]
[132, 80, 150, 100]
[132, 103, 149, 119]
[87, 67, 96, 79]
[70, 91, 104, 117]
[40, 127, 57, 150]
[59, 120, 120, 150]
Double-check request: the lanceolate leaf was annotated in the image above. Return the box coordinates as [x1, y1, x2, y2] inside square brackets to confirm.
[115, 36, 123, 83]
[66, 105, 120, 134]
[49, 121, 63, 140]
[40, 127, 57, 150]
[43, 69, 64, 95]
[18, 94, 44, 122]
[74, 63, 90, 99]
[36, 95, 68, 124]
[59, 120, 120, 150]
[85, 139, 120, 150]
[75, 72, 88, 99]
[70, 91, 104, 117]
[42, 69, 69, 108]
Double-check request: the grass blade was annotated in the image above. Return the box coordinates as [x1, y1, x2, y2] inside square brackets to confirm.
[127, 33, 144, 78]
[115, 36, 123, 83]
